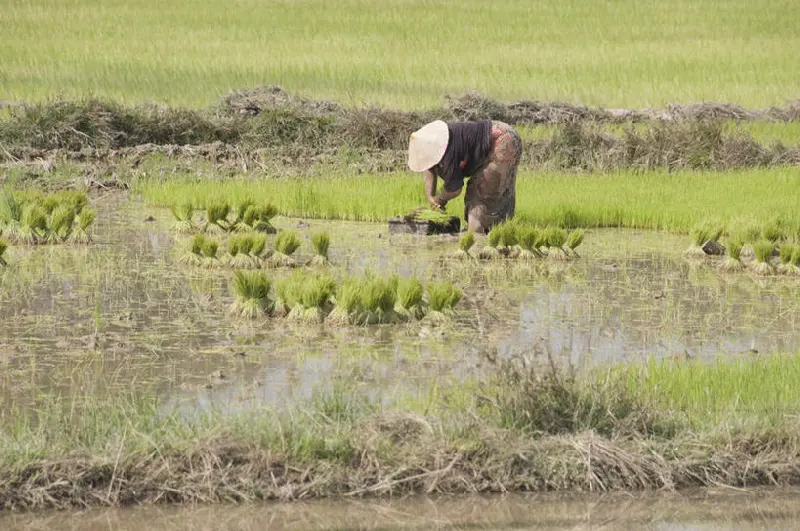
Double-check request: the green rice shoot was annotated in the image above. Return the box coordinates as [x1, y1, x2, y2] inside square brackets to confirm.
[229, 270, 274, 318]
[565, 229, 585, 256]
[269, 230, 301, 267]
[751, 239, 776, 275]
[327, 277, 363, 326]
[719, 239, 744, 273]
[395, 277, 425, 321]
[426, 281, 463, 324]
[360, 276, 399, 325]
[48, 204, 75, 243]
[517, 226, 541, 260]
[479, 225, 503, 260]
[454, 231, 476, 260]
[289, 272, 336, 323]
[308, 232, 331, 267]
[544, 227, 568, 260]
[204, 202, 230, 233]
[70, 208, 96, 244]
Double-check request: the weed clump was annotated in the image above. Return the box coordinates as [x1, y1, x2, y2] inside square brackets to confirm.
[229, 270, 274, 318]
[453, 231, 476, 260]
[268, 230, 301, 267]
[751, 239, 776, 276]
[307, 232, 331, 267]
[719, 239, 744, 273]
[425, 280, 462, 324]
[327, 277, 363, 326]
[395, 277, 425, 321]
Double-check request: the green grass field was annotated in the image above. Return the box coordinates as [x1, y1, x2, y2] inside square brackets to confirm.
[136, 167, 800, 234]
[4, 0, 799, 109]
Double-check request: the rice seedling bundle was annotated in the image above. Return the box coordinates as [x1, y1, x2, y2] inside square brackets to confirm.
[180, 234, 207, 266]
[201, 238, 222, 267]
[478, 225, 502, 260]
[684, 221, 724, 259]
[227, 234, 260, 269]
[307, 231, 331, 267]
[453, 231, 476, 260]
[274, 270, 304, 317]
[565, 228, 585, 257]
[243, 204, 279, 233]
[0, 238, 8, 267]
[360, 276, 399, 324]
[268, 230, 301, 267]
[751, 239, 775, 276]
[171, 202, 196, 233]
[0, 193, 23, 240]
[204, 202, 231, 234]
[425, 280, 463, 324]
[762, 222, 785, 244]
[777, 244, 795, 274]
[327, 276, 363, 326]
[544, 227, 569, 260]
[288, 272, 336, 323]
[69, 208, 96, 244]
[395, 277, 425, 321]
[718, 239, 744, 273]
[497, 222, 521, 258]
[18, 202, 48, 245]
[232, 200, 255, 229]
[789, 247, 800, 276]
[229, 270, 274, 318]
[517, 226, 541, 261]
[48, 204, 75, 243]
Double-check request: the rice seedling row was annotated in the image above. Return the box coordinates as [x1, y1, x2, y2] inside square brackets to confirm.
[0, 190, 96, 245]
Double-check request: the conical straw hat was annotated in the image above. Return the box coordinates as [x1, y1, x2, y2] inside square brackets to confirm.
[407, 120, 449, 172]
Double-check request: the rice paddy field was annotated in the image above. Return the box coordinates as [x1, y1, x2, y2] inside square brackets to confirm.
[3, 0, 800, 528]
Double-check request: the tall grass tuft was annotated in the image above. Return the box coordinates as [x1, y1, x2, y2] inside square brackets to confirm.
[327, 277, 363, 326]
[454, 231, 476, 260]
[751, 239, 776, 276]
[268, 230, 301, 267]
[360, 275, 399, 324]
[229, 270, 274, 318]
[395, 277, 426, 321]
[70, 208, 96, 244]
[719, 239, 744, 273]
[425, 280, 463, 324]
[0, 238, 8, 267]
[307, 232, 331, 267]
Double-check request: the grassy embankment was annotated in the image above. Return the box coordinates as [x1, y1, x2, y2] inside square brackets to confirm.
[3, 0, 799, 109]
[136, 167, 800, 235]
[2, 352, 800, 510]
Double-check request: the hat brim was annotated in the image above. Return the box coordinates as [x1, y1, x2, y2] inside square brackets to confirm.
[408, 120, 449, 172]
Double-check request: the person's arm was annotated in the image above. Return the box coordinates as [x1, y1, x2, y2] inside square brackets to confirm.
[423, 170, 440, 209]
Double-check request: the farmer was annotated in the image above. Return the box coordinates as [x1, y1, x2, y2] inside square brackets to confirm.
[407, 119, 522, 233]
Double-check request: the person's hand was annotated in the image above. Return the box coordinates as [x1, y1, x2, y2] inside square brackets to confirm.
[428, 197, 444, 211]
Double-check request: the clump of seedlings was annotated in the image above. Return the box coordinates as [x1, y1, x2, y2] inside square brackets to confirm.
[684, 221, 724, 259]
[497, 222, 520, 258]
[268, 230, 301, 267]
[762, 221, 786, 244]
[718, 239, 745, 273]
[478, 225, 503, 260]
[789, 247, 800, 276]
[425, 280, 463, 325]
[777, 244, 795, 275]
[751, 239, 776, 276]
[170, 202, 196, 233]
[544, 227, 569, 260]
[0, 193, 24, 240]
[307, 232, 331, 267]
[1, 190, 96, 245]
[0, 238, 8, 267]
[204, 202, 231, 234]
[47, 204, 76, 244]
[17, 203, 48, 245]
[453, 231, 476, 260]
[227, 233, 266, 269]
[517, 226, 541, 261]
[201, 237, 222, 268]
[327, 277, 364, 326]
[181, 233, 208, 266]
[229, 270, 274, 318]
[395, 277, 426, 321]
[242, 204, 279, 233]
[273, 272, 301, 318]
[69, 207, 96, 244]
[360, 275, 399, 324]
[289, 272, 336, 324]
[565, 229, 585, 257]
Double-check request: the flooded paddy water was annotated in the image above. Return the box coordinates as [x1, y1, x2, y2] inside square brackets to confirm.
[3, 489, 800, 530]
[3, 190, 800, 412]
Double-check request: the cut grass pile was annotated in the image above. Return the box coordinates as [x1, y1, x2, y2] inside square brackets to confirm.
[137, 167, 800, 236]
[0, 189, 95, 245]
[4, 351, 800, 510]
[3, 0, 800, 109]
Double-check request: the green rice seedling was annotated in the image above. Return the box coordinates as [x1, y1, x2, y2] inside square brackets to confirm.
[201, 238, 222, 268]
[544, 226, 569, 260]
[762, 221, 786, 243]
[425, 280, 463, 325]
[180, 233, 207, 266]
[268, 230, 301, 267]
[478, 225, 503, 260]
[789, 247, 800, 276]
[245, 204, 279, 233]
[288, 272, 336, 323]
[327, 276, 363, 326]
[412, 208, 455, 226]
[307, 231, 331, 267]
[228, 270, 274, 318]
[0, 238, 8, 267]
[684, 221, 724, 259]
[227, 234, 258, 269]
[18, 202, 48, 245]
[517, 226, 541, 261]
[47, 204, 75, 243]
[273, 269, 304, 317]
[170, 202, 196, 233]
[251, 233, 268, 258]
[360, 276, 399, 324]
[42, 195, 61, 215]
[718, 239, 744, 273]
[204, 202, 231, 234]
[497, 221, 520, 258]
[453, 231, 476, 260]
[777, 244, 795, 275]
[232, 199, 255, 230]
[751, 239, 776, 276]
[0, 192, 24, 241]
[395, 277, 425, 321]
[565, 228, 585, 257]
[60, 190, 88, 216]
[69, 208, 96, 244]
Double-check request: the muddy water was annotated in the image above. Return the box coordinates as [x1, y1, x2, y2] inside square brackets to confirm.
[3, 191, 800, 409]
[3, 489, 800, 530]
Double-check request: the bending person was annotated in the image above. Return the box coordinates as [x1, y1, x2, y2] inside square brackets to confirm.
[407, 119, 522, 233]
